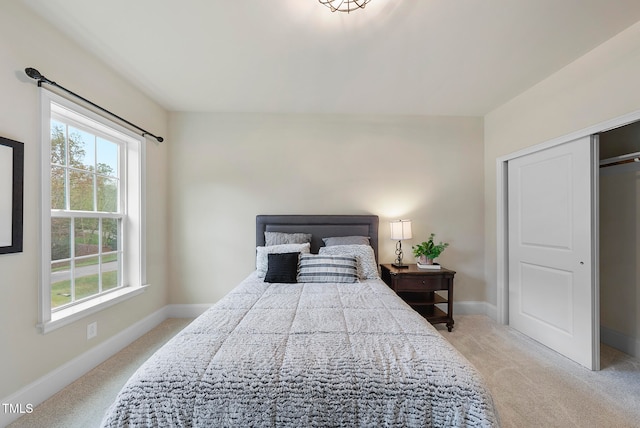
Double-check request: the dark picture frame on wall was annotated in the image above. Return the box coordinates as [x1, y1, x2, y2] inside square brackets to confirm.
[0, 136, 24, 254]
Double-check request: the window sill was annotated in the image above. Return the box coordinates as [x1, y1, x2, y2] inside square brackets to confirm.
[38, 285, 149, 334]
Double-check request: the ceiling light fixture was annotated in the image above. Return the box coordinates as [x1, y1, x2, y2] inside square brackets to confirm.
[319, 0, 371, 13]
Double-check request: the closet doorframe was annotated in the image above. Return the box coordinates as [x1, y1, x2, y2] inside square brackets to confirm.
[496, 109, 640, 364]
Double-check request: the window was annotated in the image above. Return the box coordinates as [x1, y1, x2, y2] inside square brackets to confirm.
[39, 90, 147, 333]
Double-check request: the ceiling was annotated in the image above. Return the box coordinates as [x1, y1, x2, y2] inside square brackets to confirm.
[22, 0, 640, 116]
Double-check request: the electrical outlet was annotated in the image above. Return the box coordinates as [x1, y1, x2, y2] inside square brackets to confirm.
[87, 322, 97, 340]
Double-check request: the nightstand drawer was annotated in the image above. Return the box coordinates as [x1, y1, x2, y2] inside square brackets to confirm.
[395, 276, 444, 291]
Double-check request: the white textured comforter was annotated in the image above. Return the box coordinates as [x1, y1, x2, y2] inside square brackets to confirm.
[101, 274, 499, 427]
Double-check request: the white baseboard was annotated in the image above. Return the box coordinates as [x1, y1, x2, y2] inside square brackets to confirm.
[0, 306, 169, 427]
[165, 303, 211, 318]
[454, 301, 498, 321]
[601, 325, 640, 358]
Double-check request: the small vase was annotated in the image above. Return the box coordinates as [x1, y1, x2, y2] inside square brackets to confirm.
[418, 256, 434, 265]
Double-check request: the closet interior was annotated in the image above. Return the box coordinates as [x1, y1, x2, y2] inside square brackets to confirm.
[599, 121, 640, 357]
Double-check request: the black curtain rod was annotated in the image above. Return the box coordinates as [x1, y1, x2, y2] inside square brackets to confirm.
[24, 67, 164, 143]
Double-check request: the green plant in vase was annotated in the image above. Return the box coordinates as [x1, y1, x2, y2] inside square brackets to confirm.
[412, 233, 449, 265]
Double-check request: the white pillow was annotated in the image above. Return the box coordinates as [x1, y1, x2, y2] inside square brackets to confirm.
[256, 243, 310, 278]
[319, 244, 379, 279]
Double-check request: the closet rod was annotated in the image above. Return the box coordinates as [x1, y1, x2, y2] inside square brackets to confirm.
[24, 67, 164, 143]
[599, 151, 640, 168]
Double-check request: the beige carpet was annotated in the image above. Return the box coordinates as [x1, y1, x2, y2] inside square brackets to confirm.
[9, 315, 640, 428]
[434, 315, 640, 428]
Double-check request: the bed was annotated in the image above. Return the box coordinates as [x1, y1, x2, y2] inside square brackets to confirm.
[101, 215, 499, 427]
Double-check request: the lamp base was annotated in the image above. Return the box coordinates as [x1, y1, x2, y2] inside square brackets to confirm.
[392, 263, 409, 269]
[393, 240, 409, 269]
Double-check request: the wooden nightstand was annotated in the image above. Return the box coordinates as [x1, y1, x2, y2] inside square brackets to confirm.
[380, 264, 456, 331]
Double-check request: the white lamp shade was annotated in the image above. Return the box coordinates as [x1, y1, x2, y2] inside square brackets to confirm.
[390, 220, 412, 240]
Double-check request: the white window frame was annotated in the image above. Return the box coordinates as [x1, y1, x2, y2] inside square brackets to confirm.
[38, 89, 148, 334]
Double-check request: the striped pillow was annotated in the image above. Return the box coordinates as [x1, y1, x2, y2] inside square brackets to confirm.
[297, 254, 358, 283]
[319, 244, 379, 279]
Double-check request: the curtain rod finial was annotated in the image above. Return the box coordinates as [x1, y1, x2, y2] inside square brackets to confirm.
[25, 67, 41, 79]
[142, 132, 163, 143]
[25, 67, 54, 85]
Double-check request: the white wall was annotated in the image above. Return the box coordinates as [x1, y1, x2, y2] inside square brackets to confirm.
[0, 2, 169, 401]
[484, 20, 640, 306]
[168, 113, 487, 306]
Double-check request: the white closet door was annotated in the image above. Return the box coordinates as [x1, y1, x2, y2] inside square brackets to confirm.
[508, 135, 599, 370]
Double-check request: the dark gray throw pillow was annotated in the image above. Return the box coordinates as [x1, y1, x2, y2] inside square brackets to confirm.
[322, 236, 370, 246]
[265, 252, 300, 283]
[265, 232, 312, 246]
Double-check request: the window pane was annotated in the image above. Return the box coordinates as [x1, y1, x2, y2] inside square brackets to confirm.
[97, 177, 118, 212]
[51, 120, 66, 166]
[69, 169, 94, 211]
[75, 218, 99, 257]
[74, 256, 99, 300]
[97, 138, 118, 178]
[102, 218, 120, 291]
[102, 253, 119, 291]
[51, 262, 71, 308]
[102, 218, 119, 252]
[51, 166, 66, 210]
[68, 126, 95, 171]
[51, 218, 71, 261]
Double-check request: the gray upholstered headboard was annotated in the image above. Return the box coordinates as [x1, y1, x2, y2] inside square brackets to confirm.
[256, 215, 379, 262]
